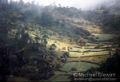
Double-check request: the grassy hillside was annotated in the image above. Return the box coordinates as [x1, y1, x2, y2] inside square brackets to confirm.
[0, 0, 120, 82]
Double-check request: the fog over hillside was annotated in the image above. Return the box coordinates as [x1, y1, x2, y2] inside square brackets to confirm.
[12, 0, 117, 10]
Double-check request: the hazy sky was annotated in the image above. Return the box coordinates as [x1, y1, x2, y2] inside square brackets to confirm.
[13, 0, 108, 10]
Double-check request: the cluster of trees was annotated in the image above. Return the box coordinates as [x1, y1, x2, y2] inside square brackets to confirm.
[98, 48, 120, 79]
[0, 1, 61, 81]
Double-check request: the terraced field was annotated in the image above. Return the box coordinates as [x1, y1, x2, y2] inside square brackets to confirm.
[68, 45, 116, 64]
[47, 37, 116, 82]
[69, 51, 109, 57]
[91, 33, 117, 41]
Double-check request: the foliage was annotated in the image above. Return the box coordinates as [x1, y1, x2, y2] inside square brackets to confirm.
[98, 49, 120, 78]
[0, 1, 59, 81]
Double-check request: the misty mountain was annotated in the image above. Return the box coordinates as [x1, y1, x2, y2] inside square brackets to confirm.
[0, 0, 120, 81]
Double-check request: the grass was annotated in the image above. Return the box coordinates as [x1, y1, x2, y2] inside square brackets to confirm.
[69, 51, 109, 58]
[71, 48, 105, 52]
[49, 61, 99, 82]
[92, 33, 116, 41]
[60, 62, 99, 72]
[68, 55, 109, 64]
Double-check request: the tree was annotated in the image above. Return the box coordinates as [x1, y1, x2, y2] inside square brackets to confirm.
[49, 44, 57, 51]
[40, 12, 54, 27]
[78, 37, 86, 47]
